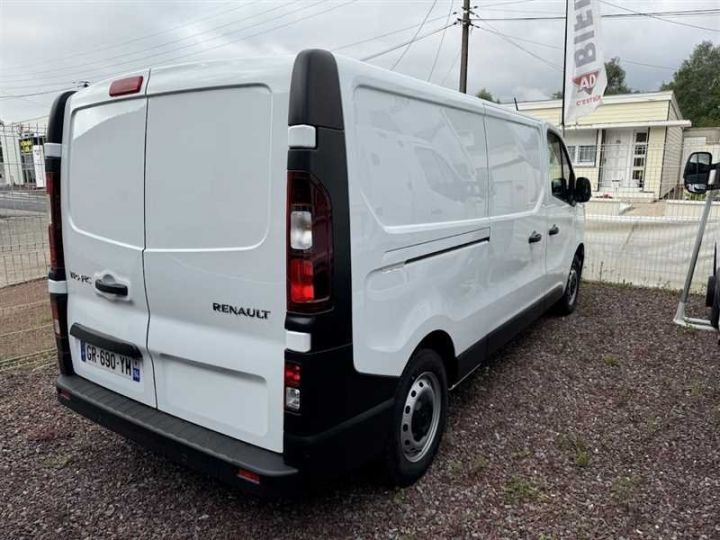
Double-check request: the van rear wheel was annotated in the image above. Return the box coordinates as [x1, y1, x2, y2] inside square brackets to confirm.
[553, 255, 582, 316]
[383, 348, 447, 487]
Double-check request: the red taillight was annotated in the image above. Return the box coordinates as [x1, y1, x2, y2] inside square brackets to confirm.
[50, 294, 67, 339]
[287, 171, 332, 312]
[109, 76, 143, 97]
[289, 259, 314, 302]
[46, 171, 64, 271]
[284, 362, 302, 388]
[236, 468, 261, 485]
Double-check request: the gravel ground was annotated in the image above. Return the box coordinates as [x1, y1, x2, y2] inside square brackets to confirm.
[1, 282, 719, 539]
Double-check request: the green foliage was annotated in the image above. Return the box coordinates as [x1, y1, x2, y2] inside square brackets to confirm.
[661, 41, 720, 127]
[604, 57, 632, 95]
[476, 88, 500, 103]
[504, 477, 543, 504]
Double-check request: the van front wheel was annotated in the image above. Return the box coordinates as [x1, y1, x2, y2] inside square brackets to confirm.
[383, 349, 448, 487]
[553, 255, 582, 315]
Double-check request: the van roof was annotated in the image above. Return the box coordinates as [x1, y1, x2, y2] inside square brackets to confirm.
[69, 49, 548, 132]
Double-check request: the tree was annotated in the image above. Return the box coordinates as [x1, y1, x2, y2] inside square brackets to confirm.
[476, 88, 500, 103]
[661, 41, 720, 128]
[604, 57, 632, 95]
[551, 90, 563, 99]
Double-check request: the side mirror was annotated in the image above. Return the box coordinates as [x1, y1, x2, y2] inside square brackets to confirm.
[684, 152, 713, 194]
[574, 176, 592, 203]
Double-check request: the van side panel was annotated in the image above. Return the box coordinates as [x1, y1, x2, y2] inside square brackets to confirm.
[484, 112, 548, 329]
[341, 71, 495, 380]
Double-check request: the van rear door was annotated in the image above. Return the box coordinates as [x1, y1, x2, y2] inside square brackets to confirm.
[142, 62, 289, 453]
[63, 72, 157, 407]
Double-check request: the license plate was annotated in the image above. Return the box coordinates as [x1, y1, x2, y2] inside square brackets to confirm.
[80, 341, 141, 382]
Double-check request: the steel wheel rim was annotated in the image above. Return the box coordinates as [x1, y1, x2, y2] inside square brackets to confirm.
[567, 267, 579, 305]
[400, 371, 441, 463]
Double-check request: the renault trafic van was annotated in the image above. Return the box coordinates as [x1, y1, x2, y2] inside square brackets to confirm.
[46, 49, 591, 494]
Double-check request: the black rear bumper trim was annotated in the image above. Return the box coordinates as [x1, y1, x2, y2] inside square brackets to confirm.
[56, 374, 299, 494]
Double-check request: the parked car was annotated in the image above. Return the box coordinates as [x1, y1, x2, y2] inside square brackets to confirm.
[45, 49, 591, 495]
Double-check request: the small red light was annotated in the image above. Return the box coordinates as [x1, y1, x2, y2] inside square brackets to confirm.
[109, 76, 143, 97]
[290, 259, 314, 302]
[58, 389, 71, 401]
[284, 362, 301, 388]
[236, 468, 261, 485]
[46, 171, 55, 196]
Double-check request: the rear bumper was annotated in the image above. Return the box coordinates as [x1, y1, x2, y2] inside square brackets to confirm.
[56, 374, 300, 496]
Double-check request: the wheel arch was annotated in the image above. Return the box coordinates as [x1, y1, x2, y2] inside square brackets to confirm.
[575, 243, 585, 274]
[413, 330, 458, 387]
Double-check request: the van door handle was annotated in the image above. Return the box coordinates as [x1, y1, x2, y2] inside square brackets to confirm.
[528, 231, 542, 244]
[95, 279, 128, 297]
[549, 225, 560, 236]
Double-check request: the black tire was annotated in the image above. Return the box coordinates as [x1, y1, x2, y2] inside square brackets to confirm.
[383, 348, 448, 487]
[553, 255, 582, 316]
[711, 275, 720, 329]
[705, 275, 716, 308]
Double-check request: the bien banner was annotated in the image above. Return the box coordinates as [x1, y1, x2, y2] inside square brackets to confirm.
[563, 0, 607, 126]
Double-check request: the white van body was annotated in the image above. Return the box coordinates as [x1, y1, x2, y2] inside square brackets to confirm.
[48, 50, 585, 493]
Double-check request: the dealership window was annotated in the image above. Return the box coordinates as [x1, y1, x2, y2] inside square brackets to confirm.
[564, 131, 598, 167]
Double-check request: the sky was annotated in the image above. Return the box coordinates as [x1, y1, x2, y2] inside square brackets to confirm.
[0, 0, 718, 123]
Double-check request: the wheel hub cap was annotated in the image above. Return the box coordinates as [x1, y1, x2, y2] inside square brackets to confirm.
[400, 372, 441, 463]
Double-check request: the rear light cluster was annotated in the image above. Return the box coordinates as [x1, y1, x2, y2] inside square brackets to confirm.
[47, 167, 67, 346]
[284, 361, 302, 412]
[286, 171, 333, 312]
[46, 171, 63, 272]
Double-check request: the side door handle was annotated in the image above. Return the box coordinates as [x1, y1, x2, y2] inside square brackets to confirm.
[95, 279, 128, 297]
[549, 224, 560, 236]
[528, 231, 543, 244]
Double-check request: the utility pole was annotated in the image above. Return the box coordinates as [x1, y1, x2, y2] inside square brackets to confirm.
[459, 0, 470, 94]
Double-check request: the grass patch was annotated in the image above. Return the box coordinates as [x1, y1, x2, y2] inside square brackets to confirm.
[504, 477, 542, 504]
[511, 449, 531, 460]
[42, 454, 72, 469]
[602, 354, 621, 367]
[611, 476, 640, 508]
[468, 456, 488, 477]
[558, 433, 591, 468]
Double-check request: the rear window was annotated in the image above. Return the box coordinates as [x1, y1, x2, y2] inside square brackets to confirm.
[144, 86, 272, 250]
[67, 99, 147, 246]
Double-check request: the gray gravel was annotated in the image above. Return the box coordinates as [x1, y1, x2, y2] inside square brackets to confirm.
[1, 282, 720, 539]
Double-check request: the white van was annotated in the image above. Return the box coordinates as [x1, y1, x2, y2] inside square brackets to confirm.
[46, 49, 590, 494]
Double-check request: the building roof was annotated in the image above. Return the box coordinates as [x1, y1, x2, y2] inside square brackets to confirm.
[512, 91, 677, 111]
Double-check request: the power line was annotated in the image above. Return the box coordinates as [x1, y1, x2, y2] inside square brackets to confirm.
[362, 23, 455, 62]
[1, 0, 357, 95]
[0, 0, 310, 84]
[0, 87, 76, 100]
[440, 48, 462, 86]
[472, 20, 562, 71]
[390, 0, 438, 70]
[599, 1, 720, 33]
[333, 14, 450, 52]
[469, 8, 720, 22]
[428, 0, 456, 81]
[1, 3, 254, 73]
[473, 18, 680, 70]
